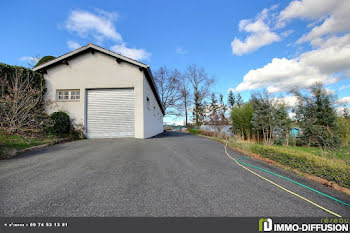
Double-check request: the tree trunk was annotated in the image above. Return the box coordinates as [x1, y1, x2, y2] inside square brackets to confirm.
[184, 97, 188, 126]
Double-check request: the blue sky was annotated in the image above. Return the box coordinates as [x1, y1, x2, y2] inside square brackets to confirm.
[1, 0, 350, 124]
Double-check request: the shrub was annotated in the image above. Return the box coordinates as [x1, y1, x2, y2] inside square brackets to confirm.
[34, 56, 56, 68]
[189, 129, 201, 135]
[0, 63, 45, 132]
[249, 144, 350, 188]
[47, 111, 71, 135]
[199, 130, 230, 140]
[69, 123, 85, 139]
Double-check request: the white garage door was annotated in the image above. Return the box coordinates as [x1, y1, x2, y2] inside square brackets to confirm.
[86, 89, 135, 138]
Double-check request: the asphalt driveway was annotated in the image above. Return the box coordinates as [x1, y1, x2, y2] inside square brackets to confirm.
[0, 131, 349, 216]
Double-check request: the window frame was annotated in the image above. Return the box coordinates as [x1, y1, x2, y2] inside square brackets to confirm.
[56, 89, 80, 101]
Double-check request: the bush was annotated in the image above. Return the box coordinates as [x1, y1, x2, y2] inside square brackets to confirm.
[47, 111, 71, 135]
[0, 63, 46, 132]
[189, 129, 201, 135]
[249, 144, 350, 188]
[34, 56, 56, 68]
[69, 123, 85, 139]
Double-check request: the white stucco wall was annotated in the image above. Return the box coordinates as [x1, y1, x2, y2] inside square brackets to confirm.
[44, 50, 163, 138]
[142, 73, 164, 138]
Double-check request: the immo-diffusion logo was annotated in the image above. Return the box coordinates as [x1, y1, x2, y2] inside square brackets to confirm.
[258, 218, 349, 232]
[259, 218, 273, 232]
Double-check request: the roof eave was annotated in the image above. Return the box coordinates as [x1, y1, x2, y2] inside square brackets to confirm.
[33, 43, 148, 71]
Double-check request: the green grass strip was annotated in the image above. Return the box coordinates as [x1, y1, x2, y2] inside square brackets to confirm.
[237, 157, 350, 208]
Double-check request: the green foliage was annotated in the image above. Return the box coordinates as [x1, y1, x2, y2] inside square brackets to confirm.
[231, 102, 254, 140]
[208, 134, 350, 188]
[0, 63, 45, 93]
[236, 93, 243, 107]
[288, 145, 350, 164]
[336, 116, 350, 146]
[249, 144, 350, 188]
[189, 129, 201, 135]
[210, 93, 218, 114]
[47, 111, 71, 135]
[34, 56, 56, 68]
[228, 90, 235, 109]
[250, 92, 291, 145]
[0, 130, 57, 159]
[293, 83, 341, 150]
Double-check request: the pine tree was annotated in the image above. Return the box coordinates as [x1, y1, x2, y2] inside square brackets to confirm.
[210, 93, 218, 114]
[293, 83, 340, 152]
[228, 90, 235, 109]
[236, 92, 243, 107]
[219, 93, 227, 115]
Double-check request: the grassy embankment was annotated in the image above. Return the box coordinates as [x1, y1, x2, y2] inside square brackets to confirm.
[189, 129, 350, 189]
[0, 130, 58, 159]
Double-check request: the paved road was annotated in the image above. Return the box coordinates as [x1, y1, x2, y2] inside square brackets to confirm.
[0, 131, 349, 217]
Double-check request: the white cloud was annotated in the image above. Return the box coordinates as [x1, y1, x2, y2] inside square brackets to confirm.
[337, 97, 350, 105]
[236, 34, 350, 93]
[232, 16, 280, 56]
[20, 56, 40, 64]
[277, 0, 350, 43]
[110, 43, 151, 61]
[63, 9, 152, 61]
[278, 0, 337, 22]
[67, 40, 81, 50]
[176, 47, 187, 55]
[65, 9, 122, 43]
[275, 95, 299, 107]
[281, 29, 294, 37]
[339, 84, 350, 91]
[231, 6, 281, 56]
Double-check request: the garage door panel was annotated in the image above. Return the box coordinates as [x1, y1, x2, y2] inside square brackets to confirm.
[86, 89, 134, 138]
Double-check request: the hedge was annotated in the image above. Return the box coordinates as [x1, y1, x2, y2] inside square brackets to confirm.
[0, 63, 45, 93]
[249, 144, 350, 188]
[198, 131, 350, 189]
[189, 129, 201, 135]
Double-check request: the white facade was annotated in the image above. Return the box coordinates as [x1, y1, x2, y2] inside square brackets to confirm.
[34, 44, 164, 139]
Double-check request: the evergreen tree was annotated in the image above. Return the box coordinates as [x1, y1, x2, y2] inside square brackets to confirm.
[293, 83, 341, 152]
[250, 92, 291, 145]
[228, 90, 235, 109]
[236, 92, 243, 107]
[210, 93, 218, 114]
[219, 93, 227, 115]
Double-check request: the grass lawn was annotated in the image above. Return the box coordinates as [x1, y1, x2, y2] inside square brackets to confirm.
[286, 145, 350, 164]
[0, 130, 58, 158]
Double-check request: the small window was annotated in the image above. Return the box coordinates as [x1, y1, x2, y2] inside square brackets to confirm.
[57, 89, 80, 101]
[71, 90, 80, 100]
[58, 91, 69, 100]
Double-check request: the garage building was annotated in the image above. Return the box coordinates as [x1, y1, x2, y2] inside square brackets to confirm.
[33, 43, 164, 139]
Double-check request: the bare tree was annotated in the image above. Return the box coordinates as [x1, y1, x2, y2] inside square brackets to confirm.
[0, 68, 44, 132]
[27, 55, 41, 68]
[186, 65, 214, 126]
[153, 66, 182, 115]
[177, 74, 192, 126]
